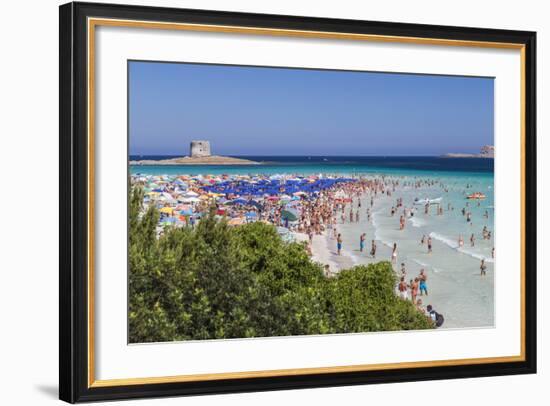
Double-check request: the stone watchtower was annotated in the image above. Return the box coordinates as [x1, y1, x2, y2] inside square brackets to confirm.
[190, 140, 211, 157]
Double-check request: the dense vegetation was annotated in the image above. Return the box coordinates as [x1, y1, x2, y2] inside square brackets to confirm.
[129, 188, 433, 343]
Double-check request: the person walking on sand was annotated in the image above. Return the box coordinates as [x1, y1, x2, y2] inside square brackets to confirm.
[398, 276, 408, 300]
[427, 236, 432, 254]
[410, 278, 419, 304]
[370, 240, 377, 258]
[337, 233, 343, 256]
[359, 233, 366, 252]
[480, 259, 487, 276]
[419, 269, 428, 296]
[391, 243, 398, 263]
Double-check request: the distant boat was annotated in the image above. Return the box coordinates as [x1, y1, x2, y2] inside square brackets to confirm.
[467, 192, 486, 200]
[414, 197, 442, 205]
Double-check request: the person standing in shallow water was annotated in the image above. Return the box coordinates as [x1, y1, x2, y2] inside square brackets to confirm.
[391, 243, 397, 263]
[359, 233, 366, 252]
[410, 278, 419, 304]
[419, 269, 428, 296]
[480, 259, 487, 276]
[337, 233, 342, 256]
[427, 236, 432, 254]
[398, 276, 408, 300]
[370, 240, 377, 258]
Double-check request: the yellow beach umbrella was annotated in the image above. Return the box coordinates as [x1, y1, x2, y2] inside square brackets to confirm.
[159, 207, 173, 214]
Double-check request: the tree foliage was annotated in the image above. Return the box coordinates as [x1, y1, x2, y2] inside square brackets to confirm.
[129, 189, 433, 343]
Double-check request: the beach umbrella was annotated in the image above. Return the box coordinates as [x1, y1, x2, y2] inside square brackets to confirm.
[159, 207, 174, 215]
[247, 200, 262, 209]
[227, 198, 248, 205]
[182, 197, 201, 203]
[281, 209, 298, 222]
[184, 190, 199, 197]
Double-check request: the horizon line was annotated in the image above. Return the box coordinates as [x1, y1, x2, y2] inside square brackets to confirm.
[128, 154, 489, 157]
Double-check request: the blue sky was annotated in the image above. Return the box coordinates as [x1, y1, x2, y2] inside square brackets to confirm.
[129, 61, 494, 156]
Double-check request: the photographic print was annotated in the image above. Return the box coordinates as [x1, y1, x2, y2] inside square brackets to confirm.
[60, 4, 536, 401]
[128, 61, 495, 343]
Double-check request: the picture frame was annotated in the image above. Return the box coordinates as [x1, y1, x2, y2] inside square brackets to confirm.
[59, 1, 537, 403]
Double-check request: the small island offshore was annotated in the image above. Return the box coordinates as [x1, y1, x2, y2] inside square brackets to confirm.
[442, 145, 494, 158]
[130, 140, 259, 165]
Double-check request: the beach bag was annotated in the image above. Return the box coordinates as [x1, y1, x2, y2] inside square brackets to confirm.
[434, 312, 444, 327]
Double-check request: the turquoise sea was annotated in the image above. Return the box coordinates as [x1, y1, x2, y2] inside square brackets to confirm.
[130, 156, 494, 328]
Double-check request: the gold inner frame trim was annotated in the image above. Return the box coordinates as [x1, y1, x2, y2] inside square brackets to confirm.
[87, 17, 527, 388]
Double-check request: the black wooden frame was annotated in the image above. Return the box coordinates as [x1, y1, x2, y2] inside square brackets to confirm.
[59, 1, 537, 403]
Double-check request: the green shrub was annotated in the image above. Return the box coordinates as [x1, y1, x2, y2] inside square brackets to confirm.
[128, 189, 433, 343]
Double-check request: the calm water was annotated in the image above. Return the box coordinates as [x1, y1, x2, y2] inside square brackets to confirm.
[130, 155, 493, 176]
[130, 156, 495, 328]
